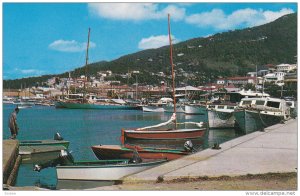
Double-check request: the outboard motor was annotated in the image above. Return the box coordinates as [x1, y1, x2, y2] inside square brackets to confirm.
[59, 149, 74, 165]
[129, 148, 142, 164]
[184, 140, 193, 152]
[54, 132, 63, 141]
[33, 150, 74, 172]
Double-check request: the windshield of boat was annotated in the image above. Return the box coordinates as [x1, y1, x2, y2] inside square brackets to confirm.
[241, 100, 252, 106]
[255, 100, 265, 105]
[266, 101, 280, 108]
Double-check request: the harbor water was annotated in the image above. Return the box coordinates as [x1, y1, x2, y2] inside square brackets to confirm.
[3, 104, 243, 190]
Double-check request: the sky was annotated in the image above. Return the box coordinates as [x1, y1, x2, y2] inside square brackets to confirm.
[2, 2, 297, 79]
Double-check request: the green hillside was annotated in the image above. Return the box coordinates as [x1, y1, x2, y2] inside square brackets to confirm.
[4, 13, 297, 89]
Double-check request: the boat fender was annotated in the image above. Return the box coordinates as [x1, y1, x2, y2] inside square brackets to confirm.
[54, 132, 63, 141]
[184, 140, 193, 152]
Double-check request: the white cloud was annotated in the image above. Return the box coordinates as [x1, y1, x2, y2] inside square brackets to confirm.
[185, 8, 294, 30]
[14, 68, 45, 75]
[88, 3, 185, 21]
[138, 35, 179, 49]
[49, 39, 96, 52]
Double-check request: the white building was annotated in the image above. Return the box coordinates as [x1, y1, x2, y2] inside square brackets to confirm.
[216, 78, 225, 85]
[276, 64, 297, 72]
[247, 72, 257, 77]
[264, 72, 285, 85]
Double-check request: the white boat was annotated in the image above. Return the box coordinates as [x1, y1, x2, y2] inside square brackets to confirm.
[142, 105, 165, 112]
[207, 104, 237, 128]
[206, 90, 271, 129]
[163, 103, 185, 113]
[142, 97, 172, 112]
[14, 101, 34, 108]
[185, 104, 207, 115]
[56, 159, 167, 181]
[234, 97, 291, 134]
[3, 96, 15, 104]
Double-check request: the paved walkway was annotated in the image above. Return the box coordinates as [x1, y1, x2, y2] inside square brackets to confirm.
[123, 119, 297, 183]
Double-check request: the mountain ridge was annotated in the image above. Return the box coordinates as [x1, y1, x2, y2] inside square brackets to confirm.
[4, 13, 297, 89]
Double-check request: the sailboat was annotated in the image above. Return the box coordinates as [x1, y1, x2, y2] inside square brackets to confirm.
[55, 28, 136, 110]
[121, 14, 207, 140]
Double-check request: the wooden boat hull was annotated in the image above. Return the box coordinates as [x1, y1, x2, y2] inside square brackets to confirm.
[91, 145, 189, 160]
[234, 109, 284, 134]
[123, 128, 206, 140]
[56, 159, 167, 181]
[20, 140, 70, 149]
[207, 110, 235, 128]
[55, 101, 136, 110]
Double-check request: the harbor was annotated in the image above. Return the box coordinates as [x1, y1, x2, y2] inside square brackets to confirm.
[3, 2, 298, 193]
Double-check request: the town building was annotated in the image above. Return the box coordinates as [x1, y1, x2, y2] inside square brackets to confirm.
[226, 77, 256, 86]
[276, 64, 297, 73]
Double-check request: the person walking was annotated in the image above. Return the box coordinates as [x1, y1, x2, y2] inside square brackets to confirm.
[9, 107, 19, 139]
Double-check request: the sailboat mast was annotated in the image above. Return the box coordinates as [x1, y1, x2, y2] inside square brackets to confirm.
[168, 14, 177, 124]
[83, 28, 91, 103]
[85, 28, 91, 70]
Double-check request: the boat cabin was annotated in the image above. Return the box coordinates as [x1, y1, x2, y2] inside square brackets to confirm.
[214, 90, 270, 104]
[238, 97, 289, 114]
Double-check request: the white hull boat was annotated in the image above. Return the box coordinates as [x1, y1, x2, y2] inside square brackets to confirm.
[56, 159, 167, 181]
[207, 104, 236, 128]
[234, 97, 291, 134]
[163, 104, 185, 113]
[185, 105, 207, 115]
[142, 106, 164, 112]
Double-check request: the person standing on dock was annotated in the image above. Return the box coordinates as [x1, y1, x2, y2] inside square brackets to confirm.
[9, 107, 19, 139]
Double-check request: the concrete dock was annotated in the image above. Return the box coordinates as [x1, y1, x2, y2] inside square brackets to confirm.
[3, 140, 20, 186]
[122, 119, 297, 183]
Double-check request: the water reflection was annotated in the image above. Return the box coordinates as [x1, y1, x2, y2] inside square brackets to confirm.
[208, 128, 244, 147]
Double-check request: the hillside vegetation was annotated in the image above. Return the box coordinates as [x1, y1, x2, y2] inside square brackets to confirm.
[4, 13, 297, 89]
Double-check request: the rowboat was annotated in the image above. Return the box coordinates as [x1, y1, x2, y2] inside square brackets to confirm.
[19, 145, 67, 164]
[122, 125, 206, 140]
[34, 149, 167, 181]
[19, 133, 70, 149]
[20, 140, 69, 149]
[56, 159, 167, 181]
[91, 143, 193, 161]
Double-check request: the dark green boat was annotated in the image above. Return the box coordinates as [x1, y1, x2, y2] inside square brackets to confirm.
[234, 97, 290, 134]
[19, 139, 70, 149]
